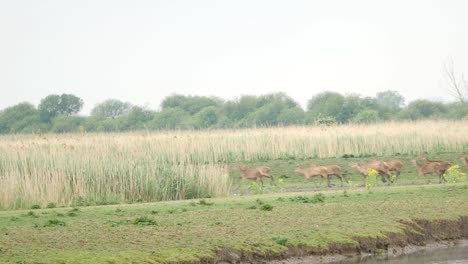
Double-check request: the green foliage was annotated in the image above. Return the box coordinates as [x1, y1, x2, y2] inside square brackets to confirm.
[1, 92, 467, 134]
[30, 204, 41, 210]
[39, 94, 83, 122]
[26, 211, 38, 218]
[150, 107, 192, 129]
[352, 109, 380, 123]
[288, 194, 325, 204]
[51, 115, 85, 133]
[91, 99, 131, 119]
[43, 219, 66, 227]
[198, 199, 214, 206]
[259, 203, 273, 211]
[133, 216, 158, 226]
[66, 212, 78, 217]
[0, 103, 44, 134]
[444, 165, 467, 183]
[161, 95, 222, 115]
[193, 106, 220, 129]
[272, 237, 288, 246]
[400, 100, 447, 120]
[277, 107, 305, 125]
[46, 202, 56, 209]
[376, 90, 404, 112]
[366, 169, 378, 191]
[307, 92, 345, 122]
[250, 182, 263, 195]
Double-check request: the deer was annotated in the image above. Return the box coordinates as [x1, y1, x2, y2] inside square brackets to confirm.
[238, 166, 275, 187]
[383, 160, 403, 177]
[349, 160, 392, 184]
[411, 159, 451, 183]
[459, 156, 468, 165]
[294, 165, 345, 187]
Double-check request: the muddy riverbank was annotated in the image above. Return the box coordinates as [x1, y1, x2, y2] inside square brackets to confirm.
[214, 217, 468, 264]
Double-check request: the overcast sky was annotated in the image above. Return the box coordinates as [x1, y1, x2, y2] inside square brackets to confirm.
[1, 0, 467, 114]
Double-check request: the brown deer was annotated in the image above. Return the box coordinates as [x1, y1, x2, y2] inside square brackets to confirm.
[322, 165, 346, 187]
[459, 157, 468, 165]
[349, 160, 392, 183]
[383, 160, 403, 177]
[411, 159, 451, 183]
[294, 165, 344, 187]
[238, 166, 275, 187]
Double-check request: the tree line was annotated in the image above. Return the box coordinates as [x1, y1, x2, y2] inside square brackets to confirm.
[0, 91, 467, 134]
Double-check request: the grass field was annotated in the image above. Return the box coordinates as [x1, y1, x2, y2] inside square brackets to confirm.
[0, 184, 467, 263]
[0, 120, 467, 209]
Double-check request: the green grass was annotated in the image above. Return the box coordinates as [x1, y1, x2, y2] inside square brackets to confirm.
[0, 184, 467, 263]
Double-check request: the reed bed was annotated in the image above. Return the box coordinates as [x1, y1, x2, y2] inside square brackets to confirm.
[0, 120, 467, 209]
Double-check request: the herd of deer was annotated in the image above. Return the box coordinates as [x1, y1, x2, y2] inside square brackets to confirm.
[237, 156, 468, 188]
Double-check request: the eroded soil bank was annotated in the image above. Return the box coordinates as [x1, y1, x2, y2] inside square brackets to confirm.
[210, 216, 468, 264]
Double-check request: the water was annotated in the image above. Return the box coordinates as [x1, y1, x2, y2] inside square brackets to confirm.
[338, 243, 468, 264]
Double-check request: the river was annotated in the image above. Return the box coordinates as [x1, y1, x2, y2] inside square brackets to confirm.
[338, 242, 468, 264]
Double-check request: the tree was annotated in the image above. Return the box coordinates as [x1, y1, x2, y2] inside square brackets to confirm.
[223, 95, 259, 122]
[38, 94, 83, 122]
[352, 109, 380, 123]
[307, 92, 345, 122]
[193, 106, 220, 129]
[91, 99, 131, 119]
[122, 106, 154, 130]
[444, 58, 467, 103]
[51, 115, 85, 133]
[376, 90, 405, 111]
[150, 108, 192, 129]
[0, 102, 45, 133]
[161, 95, 223, 115]
[401, 100, 447, 120]
[277, 107, 305, 125]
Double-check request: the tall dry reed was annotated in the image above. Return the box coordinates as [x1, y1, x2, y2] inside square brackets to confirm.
[0, 120, 466, 209]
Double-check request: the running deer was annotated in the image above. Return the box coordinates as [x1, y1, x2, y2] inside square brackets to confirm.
[349, 160, 392, 183]
[294, 165, 345, 187]
[411, 159, 451, 183]
[383, 160, 403, 177]
[238, 166, 275, 187]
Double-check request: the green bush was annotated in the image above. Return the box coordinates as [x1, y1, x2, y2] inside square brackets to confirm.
[444, 165, 467, 183]
[44, 219, 66, 227]
[366, 169, 378, 191]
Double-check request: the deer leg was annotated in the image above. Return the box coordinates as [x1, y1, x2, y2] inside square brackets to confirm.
[379, 172, 387, 183]
[326, 175, 331, 188]
[337, 175, 343, 187]
[269, 175, 277, 186]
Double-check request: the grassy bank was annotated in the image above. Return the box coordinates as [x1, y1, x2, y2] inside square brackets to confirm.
[1, 120, 467, 209]
[0, 184, 467, 263]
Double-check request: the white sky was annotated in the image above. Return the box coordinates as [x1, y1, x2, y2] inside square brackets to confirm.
[1, 0, 467, 114]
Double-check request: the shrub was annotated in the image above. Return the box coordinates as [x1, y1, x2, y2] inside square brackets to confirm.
[366, 169, 378, 191]
[444, 165, 467, 183]
[273, 237, 288, 246]
[260, 204, 273, 211]
[31, 204, 41, 210]
[47, 202, 56, 209]
[289, 193, 325, 204]
[26, 211, 39, 218]
[66, 212, 77, 217]
[44, 219, 66, 227]
[198, 199, 214, 206]
[133, 216, 158, 226]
